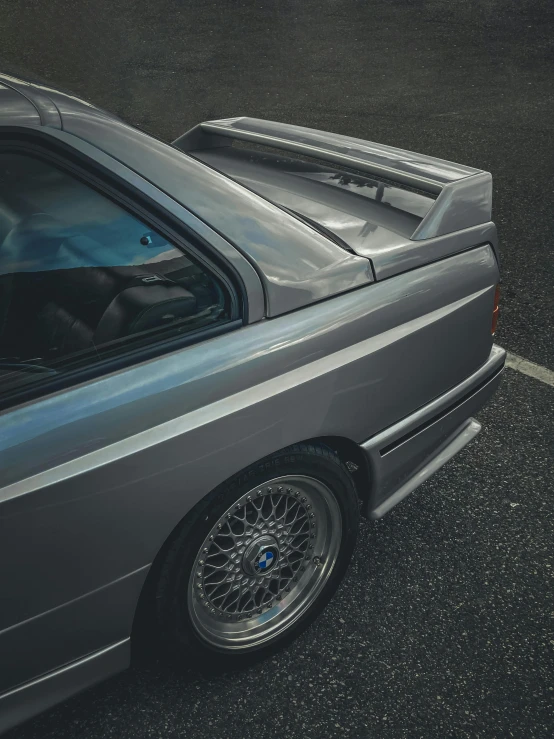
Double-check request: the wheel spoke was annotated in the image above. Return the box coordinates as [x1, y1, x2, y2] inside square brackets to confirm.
[189, 476, 341, 646]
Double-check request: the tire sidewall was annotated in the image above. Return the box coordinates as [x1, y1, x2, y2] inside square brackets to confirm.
[156, 445, 359, 669]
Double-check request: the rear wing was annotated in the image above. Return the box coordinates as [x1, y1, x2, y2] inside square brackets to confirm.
[174, 117, 492, 241]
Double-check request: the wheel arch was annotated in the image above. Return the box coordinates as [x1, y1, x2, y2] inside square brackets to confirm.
[131, 434, 370, 647]
[310, 435, 371, 511]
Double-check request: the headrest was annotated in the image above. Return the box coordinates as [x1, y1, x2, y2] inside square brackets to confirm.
[93, 278, 197, 344]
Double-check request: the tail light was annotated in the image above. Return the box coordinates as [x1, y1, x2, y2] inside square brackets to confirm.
[491, 285, 500, 334]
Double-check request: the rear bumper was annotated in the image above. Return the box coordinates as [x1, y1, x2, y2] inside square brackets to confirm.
[361, 345, 506, 518]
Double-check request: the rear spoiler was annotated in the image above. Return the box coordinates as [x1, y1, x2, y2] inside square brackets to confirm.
[174, 117, 492, 241]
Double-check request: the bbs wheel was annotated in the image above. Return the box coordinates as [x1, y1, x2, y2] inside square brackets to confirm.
[155, 443, 359, 668]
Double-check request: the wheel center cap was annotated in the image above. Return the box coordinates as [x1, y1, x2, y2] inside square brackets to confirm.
[243, 535, 279, 575]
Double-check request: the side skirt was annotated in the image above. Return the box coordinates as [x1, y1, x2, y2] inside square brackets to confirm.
[0, 638, 130, 735]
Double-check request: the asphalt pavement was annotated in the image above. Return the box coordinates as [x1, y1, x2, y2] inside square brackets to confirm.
[1, 0, 553, 737]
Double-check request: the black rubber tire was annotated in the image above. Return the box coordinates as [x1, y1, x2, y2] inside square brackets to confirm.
[154, 442, 359, 671]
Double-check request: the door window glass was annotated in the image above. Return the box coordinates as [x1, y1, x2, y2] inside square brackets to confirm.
[0, 152, 231, 395]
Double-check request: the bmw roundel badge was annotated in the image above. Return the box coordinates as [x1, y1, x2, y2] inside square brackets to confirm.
[256, 548, 277, 572]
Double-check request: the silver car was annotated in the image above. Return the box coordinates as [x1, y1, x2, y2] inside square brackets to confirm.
[0, 74, 504, 733]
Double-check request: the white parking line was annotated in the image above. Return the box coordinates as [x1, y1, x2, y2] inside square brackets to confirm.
[505, 352, 554, 387]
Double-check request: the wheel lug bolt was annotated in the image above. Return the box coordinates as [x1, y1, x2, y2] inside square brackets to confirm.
[277, 486, 283, 492]
[286, 488, 292, 493]
[313, 556, 321, 565]
[267, 487, 272, 493]
[306, 504, 311, 510]
[257, 490, 263, 497]
[247, 495, 252, 502]
[310, 513, 315, 518]
[285, 586, 291, 592]
[294, 492, 300, 498]
[209, 535, 214, 541]
[301, 497, 307, 503]
[276, 595, 281, 601]
[217, 523, 223, 529]
[203, 548, 209, 554]
[199, 560, 204, 565]
[308, 545, 314, 549]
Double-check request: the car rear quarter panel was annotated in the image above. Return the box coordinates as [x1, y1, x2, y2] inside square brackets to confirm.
[0, 244, 498, 686]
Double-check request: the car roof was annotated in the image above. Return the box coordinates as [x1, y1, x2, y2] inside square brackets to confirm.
[0, 82, 42, 126]
[0, 74, 372, 316]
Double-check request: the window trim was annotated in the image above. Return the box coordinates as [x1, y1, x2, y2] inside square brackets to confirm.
[0, 132, 245, 318]
[0, 133, 245, 411]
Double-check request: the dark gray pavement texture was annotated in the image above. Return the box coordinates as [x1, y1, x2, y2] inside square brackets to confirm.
[5, 369, 554, 738]
[1, 0, 554, 367]
[0, 0, 553, 737]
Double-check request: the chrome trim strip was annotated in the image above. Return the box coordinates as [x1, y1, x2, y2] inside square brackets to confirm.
[0, 288, 490, 505]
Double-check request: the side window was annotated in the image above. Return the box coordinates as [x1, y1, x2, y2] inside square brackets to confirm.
[0, 152, 232, 396]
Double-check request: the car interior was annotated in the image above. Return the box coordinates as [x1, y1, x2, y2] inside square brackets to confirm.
[0, 151, 229, 388]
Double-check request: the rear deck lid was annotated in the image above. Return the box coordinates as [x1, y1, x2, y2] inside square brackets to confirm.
[192, 145, 433, 259]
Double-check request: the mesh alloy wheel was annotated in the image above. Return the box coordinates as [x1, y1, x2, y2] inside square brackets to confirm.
[188, 475, 342, 650]
[154, 443, 359, 666]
